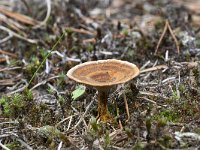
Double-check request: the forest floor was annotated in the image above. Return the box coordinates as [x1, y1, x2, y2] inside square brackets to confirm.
[0, 0, 200, 149]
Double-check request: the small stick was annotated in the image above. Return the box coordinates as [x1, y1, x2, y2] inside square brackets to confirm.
[0, 66, 21, 72]
[123, 93, 130, 122]
[138, 97, 157, 105]
[155, 20, 180, 54]
[6, 79, 28, 95]
[57, 141, 63, 150]
[0, 25, 37, 43]
[118, 120, 123, 129]
[0, 6, 38, 25]
[155, 20, 168, 54]
[0, 49, 17, 58]
[34, 0, 51, 28]
[11, 133, 33, 150]
[0, 33, 12, 43]
[73, 99, 95, 129]
[67, 116, 73, 131]
[83, 38, 96, 44]
[140, 65, 168, 73]
[67, 27, 96, 36]
[0, 58, 6, 63]
[56, 114, 78, 128]
[166, 20, 180, 54]
[0, 140, 10, 150]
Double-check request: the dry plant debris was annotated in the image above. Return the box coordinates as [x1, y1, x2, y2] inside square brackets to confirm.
[0, 0, 200, 149]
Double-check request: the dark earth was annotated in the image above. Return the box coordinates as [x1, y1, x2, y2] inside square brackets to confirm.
[0, 0, 200, 149]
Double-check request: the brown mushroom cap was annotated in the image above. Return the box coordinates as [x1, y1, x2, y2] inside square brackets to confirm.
[67, 59, 140, 88]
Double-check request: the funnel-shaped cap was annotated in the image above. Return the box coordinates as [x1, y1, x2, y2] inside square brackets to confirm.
[67, 59, 140, 88]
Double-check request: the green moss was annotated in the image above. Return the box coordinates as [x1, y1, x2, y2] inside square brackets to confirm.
[192, 67, 200, 86]
[47, 87, 55, 94]
[25, 56, 42, 79]
[56, 72, 66, 88]
[0, 96, 10, 116]
[125, 127, 133, 139]
[40, 48, 48, 59]
[86, 43, 94, 52]
[136, 37, 153, 52]
[179, 84, 186, 93]
[121, 28, 129, 36]
[157, 117, 167, 127]
[133, 142, 144, 150]
[157, 134, 173, 148]
[0, 90, 33, 118]
[44, 33, 51, 43]
[104, 130, 111, 150]
[5, 141, 21, 150]
[154, 109, 180, 123]
[194, 128, 200, 134]
[195, 38, 200, 46]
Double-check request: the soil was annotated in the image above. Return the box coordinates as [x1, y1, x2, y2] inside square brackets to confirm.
[0, 0, 200, 149]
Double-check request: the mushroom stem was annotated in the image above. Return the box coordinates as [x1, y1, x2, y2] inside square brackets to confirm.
[97, 89, 112, 122]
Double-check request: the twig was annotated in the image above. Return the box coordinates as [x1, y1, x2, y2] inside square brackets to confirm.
[0, 134, 12, 138]
[0, 33, 12, 43]
[11, 133, 33, 150]
[142, 60, 158, 80]
[57, 141, 63, 150]
[16, 138, 33, 150]
[162, 76, 176, 84]
[73, 98, 95, 129]
[118, 120, 123, 130]
[0, 120, 19, 125]
[165, 50, 169, 62]
[21, 0, 32, 15]
[139, 91, 167, 99]
[0, 58, 7, 63]
[123, 93, 130, 122]
[167, 20, 180, 54]
[83, 38, 96, 44]
[56, 114, 78, 128]
[138, 96, 157, 104]
[155, 20, 168, 55]
[175, 132, 200, 141]
[140, 65, 168, 73]
[111, 146, 124, 150]
[67, 27, 96, 36]
[0, 13, 26, 32]
[0, 25, 37, 43]
[50, 50, 81, 62]
[0, 79, 14, 86]
[34, 0, 51, 28]
[180, 61, 199, 68]
[30, 75, 59, 90]
[0, 6, 38, 25]
[140, 60, 151, 70]
[0, 140, 10, 150]
[155, 20, 180, 54]
[6, 79, 28, 95]
[67, 116, 73, 131]
[0, 49, 17, 58]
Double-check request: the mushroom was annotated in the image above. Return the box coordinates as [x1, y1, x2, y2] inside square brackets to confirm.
[67, 59, 140, 122]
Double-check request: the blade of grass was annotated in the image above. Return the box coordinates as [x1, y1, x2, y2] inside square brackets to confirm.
[27, 30, 66, 89]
